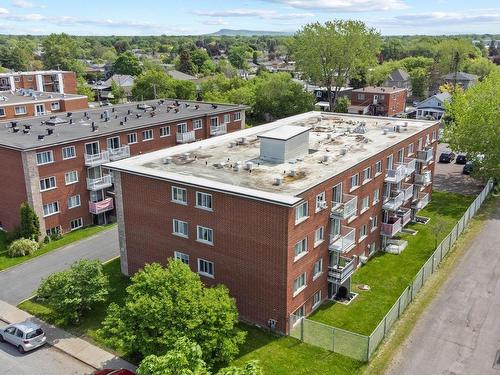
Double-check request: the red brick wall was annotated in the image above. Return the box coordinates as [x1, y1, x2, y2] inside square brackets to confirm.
[0, 147, 28, 231]
[0, 97, 88, 121]
[60, 97, 89, 112]
[351, 89, 407, 116]
[62, 72, 77, 94]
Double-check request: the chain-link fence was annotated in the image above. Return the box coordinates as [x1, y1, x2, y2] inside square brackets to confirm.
[289, 180, 494, 362]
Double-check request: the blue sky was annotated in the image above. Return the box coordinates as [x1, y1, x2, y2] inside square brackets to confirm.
[0, 0, 499, 36]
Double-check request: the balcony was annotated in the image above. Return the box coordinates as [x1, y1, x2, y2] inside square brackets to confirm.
[385, 164, 406, 183]
[401, 183, 414, 202]
[330, 194, 358, 220]
[87, 175, 113, 191]
[176, 131, 195, 144]
[328, 257, 355, 285]
[382, 191, 404, 211]
[108, 145, 130, 161]
[404, 158, 416, 176]
[414, 171, 432, 186]
[329, 226, 356, 253]
[381, 216, 402, 237]
[396, 207, 412, 226]
[89, 197, 114, 215]
[416, 147, 433, 163]
[84, 151, 110, 167]
[210, 123, 227, 136]
[413, 192, 430, 210]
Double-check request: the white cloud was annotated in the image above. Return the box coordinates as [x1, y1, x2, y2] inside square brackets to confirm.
[374, 10, 500, 27]
[11, 0, 34, 9]
[193, 8, 314, 20]
[0, 8, 9, 14]
[263, 0, 408, 12]
[204, 18, 229, 26]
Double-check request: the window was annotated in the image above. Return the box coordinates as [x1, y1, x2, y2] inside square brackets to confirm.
[312, 290, 322, 309]
[293, 273, 307, 296]
[369, 242, 377, 256]
[51, 102, 60, 111]
[172, 219, 188, 237]
[46, 226, 61, 236]
[196, 192, 213, 210]
[197, 225, 214, 245]
[295, 202, 309, 224]
[350, 173, 360, 189]
[315, 192, 326, 212]
[64, 170, 78, 185]
[417, 138, 423, 150]
[43, 202, 59, 217]
[313, 258, 323, 280]
[0, 108, 5, 117]
[15, 106, 26, 115]
[375, 160, 382, 175]
[314, 227, 324, 247]
[160, 126, 171, 137]
[62, 146, 76, 160]
[357, 93, 365, 100]
[36, 150, 53, 165]
[386, 154, 393, 170]
[293, 304, 305, 320]
[67, 195, 81, 209]
[174, 251, 189, 265]
[407, 143, 414, 155]
[142, 129, 153, 141]
[14, 76, 20, 82]
[363, 166, 371, 182]
[370, 215, 378, 231]
[432, 130, 437, 142]
[373, 189, 380, 204]
[223, 114, 230, 124]
[332, 183, 342, 204]
[210, 117, 218, 127]
[70, 217, 83, 230]
[234, 112, 241, 121]
[127, 133, 137, 144]
[294, 238, 307, 260]
[198, 258, 214, 278]
[397, 148, 404, 163]
[27, 76, 33, 82]
[359, 224, 368, 241]
[193, 119, 203, 130]
[40, 176, 56, 191]
[361, 196, 369, 212]
[172, 186, 187, 204]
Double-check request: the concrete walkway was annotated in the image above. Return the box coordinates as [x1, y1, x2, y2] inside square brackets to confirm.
[387, 202, 500, 375]
[0, 300, 136, 372]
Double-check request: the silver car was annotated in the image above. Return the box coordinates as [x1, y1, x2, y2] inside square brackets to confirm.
[0, 321, 46, 353]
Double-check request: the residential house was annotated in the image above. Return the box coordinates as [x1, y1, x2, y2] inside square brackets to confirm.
[415, 92, 451, 120]
[384, 68, 412, 96]
[349, 86, 407, 117]
[441, 72, 478, 90]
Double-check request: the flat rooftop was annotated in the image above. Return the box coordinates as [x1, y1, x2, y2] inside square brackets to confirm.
[0, 70, 71, 76]
[352, 86, 406, 94]
[0, 99, 247, 150]
[107, 112, 438, 206]
[0, 90, 85, 106]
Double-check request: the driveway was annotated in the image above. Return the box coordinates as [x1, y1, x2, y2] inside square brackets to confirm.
[0, 227, 119, 305]
[387, 202, 500, 375]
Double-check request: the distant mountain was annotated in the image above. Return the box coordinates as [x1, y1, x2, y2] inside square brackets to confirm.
[207, 29, 292, 37]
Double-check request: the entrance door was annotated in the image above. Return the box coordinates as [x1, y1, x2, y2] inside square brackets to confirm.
[87, 166, 102, 180]
[85, 141, 100, 155]
[107, 136, 120, 150]
[35, 104, 45, 116]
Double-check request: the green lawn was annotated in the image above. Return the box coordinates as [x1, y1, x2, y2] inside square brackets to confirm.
[0, 224, 116, 271]
[309, 191, 475, 335]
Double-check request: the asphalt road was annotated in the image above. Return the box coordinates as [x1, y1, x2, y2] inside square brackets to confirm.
[0, 227, 119, 305]
[0, 321, 93, 375]
[387, 202, 500, 374]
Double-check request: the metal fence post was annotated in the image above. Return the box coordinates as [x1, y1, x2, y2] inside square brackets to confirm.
[431, 254, 435, 273]
[398, 296, 402, 318]
[422, 266, 425, 285]
[367, 335, 370, 361]
[440, 244, 443, 262]
[410, 282, 413, 301]
[300, 318, 304, 341]
[332, 327, 335, 352]
[383, 316, 387, 337]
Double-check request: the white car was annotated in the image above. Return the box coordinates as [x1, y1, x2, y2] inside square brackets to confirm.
[0, 321, 46, 353]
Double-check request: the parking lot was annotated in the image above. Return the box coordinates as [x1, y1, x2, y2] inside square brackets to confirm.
[432, 143, 485, 196]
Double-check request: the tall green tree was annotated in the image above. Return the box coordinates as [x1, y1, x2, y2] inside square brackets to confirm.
[97, 261, 245, 368]
[113, 51, 143, 76]
[132, 70, 195, 100]
[177, 49, 195, 75]
[436, 39, 479, 76]
[445, 70, 500, 181]
[42, 33, 83, 73]
[228, 45, 249, 70]
[77, 77, 95, 101]
[19, 202, 40, 241]
[333, 96, 350, 113]
[294, 20, 380, 111]
[0, 40, 35, 71]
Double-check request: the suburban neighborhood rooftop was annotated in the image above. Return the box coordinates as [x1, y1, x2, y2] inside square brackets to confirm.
[106, 112, 438, 204]
[352, 86, 407, 94]
[0, 90, 86, 106]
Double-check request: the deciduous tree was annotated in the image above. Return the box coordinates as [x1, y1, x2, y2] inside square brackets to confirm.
[19, 202, 40, 241]
[113, 51, 143, 76]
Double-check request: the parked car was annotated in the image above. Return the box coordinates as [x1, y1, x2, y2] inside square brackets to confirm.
[439, 151, 456, 163]
[94, 369, 136, 375]
[463, 161, 474, 175]
[456, 154, 467, 164]
[0, 321, 46, 353]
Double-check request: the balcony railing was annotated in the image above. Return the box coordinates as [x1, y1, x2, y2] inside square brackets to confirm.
[176, 130, 196, 144]
[330, 194, 358, 220]
[416, 147, 433, 163]
[404, 158, 416, 176]
[413, 192, 430, 210]
[329, 226, 356, 253]
[414, 171, 432, 186]
[210, 123, 227, 136]
[396, 207, 412, 227]
[84, 151, 110, 167]
[328, 257, 355, 285]
[381, 216, 402, 237]
[401, 183, 414, 202]
[385, 164, 406, 183]
[108, 145, 130, 161]
[382, 191, 404, 211]
[86, 175, 113, 191]
[89, 197, 114, 215]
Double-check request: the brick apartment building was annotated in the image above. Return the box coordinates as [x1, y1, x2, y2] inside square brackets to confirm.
[0, 70, 77, 94]
[0, 99, 247, 235]
[0, 90, 89, 121]
[106, 112, 439, 334]
[349, 86, 407, 117]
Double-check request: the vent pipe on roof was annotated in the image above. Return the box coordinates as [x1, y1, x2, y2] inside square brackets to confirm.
[273, 176, 283, 186]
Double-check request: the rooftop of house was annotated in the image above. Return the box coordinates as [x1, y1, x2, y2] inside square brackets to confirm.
[106, 112, 438, 206]
[0, 90, 86, 106]
[387, 68, 410, 82]
[441, 71, 479, 81]
[166, 70, 198, 81]
[352, 86, 407, 94]
[0, 99, 247, 151]
[0, 70, 72, 77]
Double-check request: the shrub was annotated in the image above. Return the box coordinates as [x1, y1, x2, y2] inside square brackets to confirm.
[8, 238, 39, 257]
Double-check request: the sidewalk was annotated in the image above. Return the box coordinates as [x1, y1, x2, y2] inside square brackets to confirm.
[0, 300, 136, 372]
